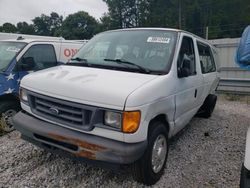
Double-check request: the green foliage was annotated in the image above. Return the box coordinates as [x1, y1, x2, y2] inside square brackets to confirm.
[102, 0, 250, 39]
[99, 13, 114, 31]
[16, 22, 35, 35]
[32, 12, 63, 36]
[103, 0, 150, 28]
[0, 1, 250, 39]
[60, 11, 99, 40]
[0, 23, 17, 33]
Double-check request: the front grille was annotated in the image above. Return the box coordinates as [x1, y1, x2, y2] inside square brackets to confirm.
[28, 92, 94, 131]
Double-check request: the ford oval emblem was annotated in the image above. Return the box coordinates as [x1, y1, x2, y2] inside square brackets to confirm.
[49, 107, 59, 115]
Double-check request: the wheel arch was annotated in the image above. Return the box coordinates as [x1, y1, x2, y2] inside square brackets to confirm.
[148, 114, 170, 138]
[0, 94, 20, 105]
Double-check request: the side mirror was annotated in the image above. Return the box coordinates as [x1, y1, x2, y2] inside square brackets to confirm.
[178, 55, 191, 78]
[20, 57, 35, 71]
[178, 67, 190, 78]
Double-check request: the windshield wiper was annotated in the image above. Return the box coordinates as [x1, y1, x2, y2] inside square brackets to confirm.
[104, 58, 151, 74]
[67, 57, 91, 67]
[70, 57, 87, 62]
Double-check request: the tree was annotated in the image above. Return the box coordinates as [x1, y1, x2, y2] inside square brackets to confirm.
[60, 11, 99, 39]
[50, 12, 63, 36]
[102, 0, 150, 28]
[16, 22, 35, 34]
[32, 12, 63, 36]
[102, 0, 250, 39]
[99, 13, 114, 31]
[142, 0, 177, 27]
[32, 14, 50, 35]
[102, 0, 180, 29]
[0, 23, 17, 33]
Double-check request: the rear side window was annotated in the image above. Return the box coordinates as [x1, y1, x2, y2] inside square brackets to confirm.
[197, 42, 216, 74]
[22, 44, 57, 71]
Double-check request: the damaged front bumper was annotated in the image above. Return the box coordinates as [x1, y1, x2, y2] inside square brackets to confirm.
[13, 111, 147, 164]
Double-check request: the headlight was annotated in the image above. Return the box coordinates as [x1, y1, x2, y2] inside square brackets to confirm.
[104, 111, 122, 129]
[19, 88, 28, 102]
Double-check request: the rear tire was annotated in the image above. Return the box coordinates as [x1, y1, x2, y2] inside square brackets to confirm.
[132, 121, 169, 185]
[197, 94, 217, 118]
[0, 101, 20, 132]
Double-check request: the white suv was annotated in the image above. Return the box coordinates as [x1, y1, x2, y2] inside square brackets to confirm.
[13, 28, 219, 185]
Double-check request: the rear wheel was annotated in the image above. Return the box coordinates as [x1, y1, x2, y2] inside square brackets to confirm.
[197, 94, 217, 118]
[132, 121, 169, 185]
[0, 101, 20, 132]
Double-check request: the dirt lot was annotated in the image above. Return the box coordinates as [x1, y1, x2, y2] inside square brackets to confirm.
[0, 96, 250, 188]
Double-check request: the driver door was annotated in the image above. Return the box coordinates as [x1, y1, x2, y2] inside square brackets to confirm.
[16, 44, 58, 91]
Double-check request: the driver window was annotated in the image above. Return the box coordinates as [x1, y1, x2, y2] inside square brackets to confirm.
[22, 44, 57, 71]
[177, 36, 196, 75]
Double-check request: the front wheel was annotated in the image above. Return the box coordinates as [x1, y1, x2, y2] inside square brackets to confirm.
[0, 101, 20, 132]
[132, 121, 169, 185]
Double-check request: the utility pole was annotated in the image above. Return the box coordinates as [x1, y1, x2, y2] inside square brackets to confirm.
[178, 0, 182, 29]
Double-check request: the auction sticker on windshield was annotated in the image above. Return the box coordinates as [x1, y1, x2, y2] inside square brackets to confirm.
[147, 37, 171, 43]
[6, 47, 20, 53]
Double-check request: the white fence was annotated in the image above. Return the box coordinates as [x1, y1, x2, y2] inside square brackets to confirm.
[210, 38, 250, 94]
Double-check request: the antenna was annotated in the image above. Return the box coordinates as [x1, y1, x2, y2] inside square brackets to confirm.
[17, 36, 24, 40]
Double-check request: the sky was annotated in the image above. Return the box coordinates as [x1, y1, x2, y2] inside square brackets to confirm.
[0, 0, 108, 25]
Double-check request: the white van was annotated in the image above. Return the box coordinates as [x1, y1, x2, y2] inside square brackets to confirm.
[0, 37, 85, 132]
[13, 28, 219, 185]
[0, 32, 64, 41]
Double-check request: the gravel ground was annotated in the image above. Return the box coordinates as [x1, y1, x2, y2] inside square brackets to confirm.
[0, 97, 250, 188]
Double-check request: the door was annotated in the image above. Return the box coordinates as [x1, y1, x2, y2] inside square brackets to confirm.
[174, 35, 204, 134]
[16, 44, 58, 91]
[19, 44, 57, 72]
[197, 41, 219, 96]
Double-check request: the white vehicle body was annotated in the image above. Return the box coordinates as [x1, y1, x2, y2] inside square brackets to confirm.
[13, 28, 219, 185]
[0, 32, 64, 41]
[5, 38, 85, 63]
[244, 129, 250, 170]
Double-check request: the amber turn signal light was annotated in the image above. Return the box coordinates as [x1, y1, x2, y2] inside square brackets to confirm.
[122, 111, 141, 133]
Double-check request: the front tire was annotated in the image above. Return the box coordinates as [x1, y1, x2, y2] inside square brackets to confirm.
[132, 121, 169, 185]
[0, 101, 20, 132]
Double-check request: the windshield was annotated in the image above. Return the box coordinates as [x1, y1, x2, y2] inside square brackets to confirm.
[0, 42, 26, 72]
[70, 30, 177, 74]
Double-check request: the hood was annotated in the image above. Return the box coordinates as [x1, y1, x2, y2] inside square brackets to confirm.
[21, 65, 158, 109]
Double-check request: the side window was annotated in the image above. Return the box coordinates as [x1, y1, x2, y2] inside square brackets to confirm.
[22, 44, 57, 71]
[177, 36, 196, 76]
[197, 42, 216, 74]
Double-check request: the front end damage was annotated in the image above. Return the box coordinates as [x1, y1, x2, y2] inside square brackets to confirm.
[13, 111, 147, 164]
